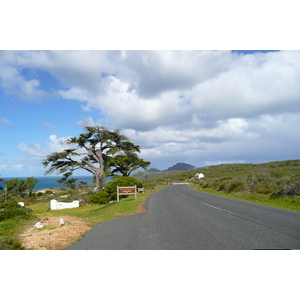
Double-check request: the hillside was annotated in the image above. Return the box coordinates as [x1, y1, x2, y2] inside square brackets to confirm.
[164, 162, 196, 171]
[134, 159, 300, 184]
[148, 168, 161, 172]
[134, 159, 300, 211]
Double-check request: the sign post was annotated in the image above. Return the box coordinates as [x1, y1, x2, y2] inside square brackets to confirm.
[117, 185, 137, 202]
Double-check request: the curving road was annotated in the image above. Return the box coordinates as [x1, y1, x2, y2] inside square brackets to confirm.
[65, 184, 300, 250]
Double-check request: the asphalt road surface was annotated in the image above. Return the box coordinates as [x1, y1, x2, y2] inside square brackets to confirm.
[65, 183, 300, 250]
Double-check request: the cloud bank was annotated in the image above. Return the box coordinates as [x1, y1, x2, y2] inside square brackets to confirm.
[1, 50, 299, 171]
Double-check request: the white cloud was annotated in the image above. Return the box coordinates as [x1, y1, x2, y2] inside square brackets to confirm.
[76, 117, 102, 127]
[1, 50, 300, 170]
[0, 164, 23, 171]
[43, 121, 56, 130]
[44, 135, 71, 153]
[0, 117, 13, 127]
[0, 64, 46, 102]
[18, 142, 48, 159]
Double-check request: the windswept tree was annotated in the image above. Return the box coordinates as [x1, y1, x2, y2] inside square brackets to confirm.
[0, 177, 39, 201]
[108, 153, 150, 177]
[56, 171, 78, 189]
[42, 126, 148, 190]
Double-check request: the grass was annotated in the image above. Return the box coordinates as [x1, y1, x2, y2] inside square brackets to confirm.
[23, 183, 167, 228]
[134, 159, 300, 212]
[1, 183, 168, 249]
[189, 184, 300, 211]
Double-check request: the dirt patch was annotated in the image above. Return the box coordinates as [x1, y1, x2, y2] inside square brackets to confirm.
[18, 197, 148, 250]
[18, 216, 92, 250]
[136, 200, 147, 213]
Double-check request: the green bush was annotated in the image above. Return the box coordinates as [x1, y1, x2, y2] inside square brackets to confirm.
[89, 177, 143, 204]
[218, 183, 227, 191]
[0, 236, 23, 250]
[269, 170, 283, 178]
[219, 177, 232, 181]
[271, 180, 300, 197]
[253, 183, 274, 195]
[89, 190, 110, 204]
[106, 177, 143, 201]
[0, 201, 33, 222]
[228, 182, 244, 193]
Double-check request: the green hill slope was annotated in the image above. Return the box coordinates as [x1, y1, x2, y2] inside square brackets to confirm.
[134, 159, 300, 210]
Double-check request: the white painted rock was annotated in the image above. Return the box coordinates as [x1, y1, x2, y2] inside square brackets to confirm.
[34, 222, 44, 229]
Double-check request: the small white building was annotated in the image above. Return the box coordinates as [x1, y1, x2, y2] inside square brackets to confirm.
[194, 173, 204, 179]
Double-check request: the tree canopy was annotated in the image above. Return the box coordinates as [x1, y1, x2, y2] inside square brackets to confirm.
[0, 177, 39, 201]
[107, 153, 150, 177]
[42, 126, 150, 189]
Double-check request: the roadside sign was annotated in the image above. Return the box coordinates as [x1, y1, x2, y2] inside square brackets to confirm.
[117, 185, 137, 201]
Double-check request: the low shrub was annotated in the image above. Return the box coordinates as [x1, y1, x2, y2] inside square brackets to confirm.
[89, 190, 110, 204]
[0, 236, 23, 250]
[89, 177, 143, 204]
[105, 177, 143, 201]
[282, 181, 300, 196]
[269, 170, 283, 178]
[219, 177, 232, 181]
[228, 182, 244, 193]
[218, 183, 227, 191]
[253, 183, 274, 195]
[0, 201, 33, 222]
[271, 180, 300, 197]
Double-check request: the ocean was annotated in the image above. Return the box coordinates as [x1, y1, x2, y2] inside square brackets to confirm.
[0, 176, 99, 191]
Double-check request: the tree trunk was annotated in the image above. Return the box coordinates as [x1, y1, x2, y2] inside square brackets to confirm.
[95, 174, 105, 190]
[95, 163, 105, 190]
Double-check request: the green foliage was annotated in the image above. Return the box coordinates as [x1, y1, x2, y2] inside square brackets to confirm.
[105, 177, 143, 201]
[56, 172, 78, 189]
[0, 177, 39, 200]
[89, 190, 110, 204]
[134, 159, 300, 207]
[107, 154, 150, 177]
[0, 236, 23, 250]
[0, 200, 33, 222]
[219, 177, 232, 181]
[253, 183, 274, 195]
[228, 182, 244, 193]
[269, 170, 283, 178]
[42, 126, 146, 190]
[271, 180, 300, 197]
[218, 183, 227, 191]
[89, 177, 143, 204]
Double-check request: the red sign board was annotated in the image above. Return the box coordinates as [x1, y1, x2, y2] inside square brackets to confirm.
[118, 187, 136, 194]
[117, 186, 137, 201]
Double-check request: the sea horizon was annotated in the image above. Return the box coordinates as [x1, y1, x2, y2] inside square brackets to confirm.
[0, 175, 103, 190]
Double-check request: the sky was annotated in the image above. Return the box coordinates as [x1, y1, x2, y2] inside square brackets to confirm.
[1, 49, 299, 177]
[1, 1, 300, 178]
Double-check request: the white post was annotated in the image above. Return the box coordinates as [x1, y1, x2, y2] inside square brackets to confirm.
[117, 186, 119, 202]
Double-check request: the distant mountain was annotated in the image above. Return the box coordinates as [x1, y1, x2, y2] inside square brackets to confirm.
[164, 163, 197, 171]
[147, 168, 161, 172]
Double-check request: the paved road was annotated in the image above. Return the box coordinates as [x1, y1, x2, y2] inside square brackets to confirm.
[65, 184, 300, 250]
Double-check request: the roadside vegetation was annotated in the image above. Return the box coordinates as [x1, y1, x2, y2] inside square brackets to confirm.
[1, 126, 155, 249]
[134, 159, 300, 211]
[0, 176, 168, 250]
[2, 158, 299, 249]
